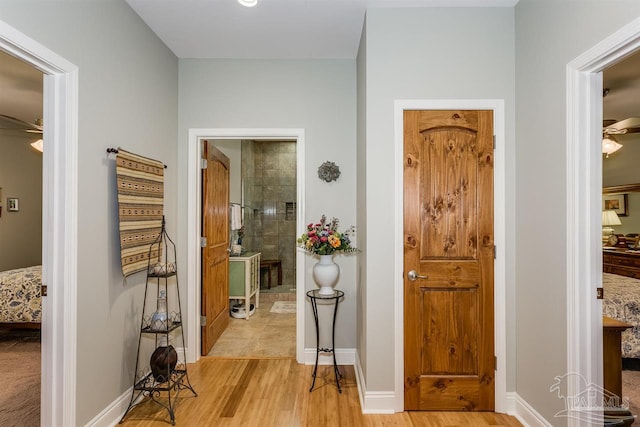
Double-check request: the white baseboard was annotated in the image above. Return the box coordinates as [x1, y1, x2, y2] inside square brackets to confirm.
[84, 347, 187, 427]
[505, 392, 552, 427]
[353, 352, 396, 414]
[303, 347, 356, 365]
[84, 386, 138, 427]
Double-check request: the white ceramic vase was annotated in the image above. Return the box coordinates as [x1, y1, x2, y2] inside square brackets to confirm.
[313, 254, 340, 295]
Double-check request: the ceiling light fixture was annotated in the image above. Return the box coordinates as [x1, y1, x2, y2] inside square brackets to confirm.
[238, 0, 257, 7]
[602, 134, 623, 158]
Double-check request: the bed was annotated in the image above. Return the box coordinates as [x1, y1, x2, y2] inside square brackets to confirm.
[603, 272, 640, 358]
[0, 265, 42, 327]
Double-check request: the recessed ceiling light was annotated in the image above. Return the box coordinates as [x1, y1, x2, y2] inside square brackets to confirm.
[238, 0, 257, 7]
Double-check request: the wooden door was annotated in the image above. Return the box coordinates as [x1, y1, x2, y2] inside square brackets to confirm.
[403, 110, 494, 411]
[201, 141, 230, 356]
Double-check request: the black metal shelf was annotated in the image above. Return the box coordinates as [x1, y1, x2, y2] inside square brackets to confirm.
[120, 217, 196, 426]
[140, 321, 182, 334]
[146, 271, 177, 278]
[133, 367, 188, 392]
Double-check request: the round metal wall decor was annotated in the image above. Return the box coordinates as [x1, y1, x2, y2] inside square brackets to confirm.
[317, 161, 341, 182]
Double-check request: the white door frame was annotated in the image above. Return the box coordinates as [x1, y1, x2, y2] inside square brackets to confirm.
[393, 99, 507, 412]
[186, 128, 306, 364]
[566, 16, 640, 426]
[0, 20, 78, 427]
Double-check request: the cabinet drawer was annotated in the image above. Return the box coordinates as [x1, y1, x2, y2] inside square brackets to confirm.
[611, 257, 640, 267]
[605, 265, 640, 279]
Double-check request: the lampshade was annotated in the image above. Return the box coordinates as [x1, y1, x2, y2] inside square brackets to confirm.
[238, 0, 257, 6]
[602, 209, 622, 227]
[602, 209, 622, 245]
[603, 134, 623, 158]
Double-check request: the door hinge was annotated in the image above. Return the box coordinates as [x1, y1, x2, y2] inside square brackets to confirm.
[200, 315, 207, 327]
[200, 159, 208, 170]
[493, 135, 496, 149]
[200, 236, 207, 247]
[597, 287, 604, 300]
[493, 245, 497, 259]
[41, 284, 47, 297]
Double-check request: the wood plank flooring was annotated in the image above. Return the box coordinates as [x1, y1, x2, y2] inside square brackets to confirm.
[120, 358, 522, 426]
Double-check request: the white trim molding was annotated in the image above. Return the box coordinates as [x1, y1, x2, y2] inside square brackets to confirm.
[505, 393, 552, 427]
[84, 387, 140, 427]
[354, 351, 396, 414]
[186, 128, 306, 364]
[566, 16, 640, 427]
[0, 19, 79, 427]
[393, 99, 508, 413]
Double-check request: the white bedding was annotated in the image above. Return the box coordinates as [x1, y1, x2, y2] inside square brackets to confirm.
[0, 265, 42, 323]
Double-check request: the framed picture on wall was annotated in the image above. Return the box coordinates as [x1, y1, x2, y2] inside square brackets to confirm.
[7, 198, 19, 212]
[603, 193, 628, 216]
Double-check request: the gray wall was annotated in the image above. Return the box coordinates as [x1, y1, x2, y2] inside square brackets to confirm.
[515, 0, 640, 422]
[0, 1, 179, 424]
[0, 132, 42, 271]
[178, 59, 357, 350]
[361, 7, 516, 393]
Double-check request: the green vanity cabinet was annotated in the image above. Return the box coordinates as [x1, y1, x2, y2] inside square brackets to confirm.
[228, 252, 261, 320]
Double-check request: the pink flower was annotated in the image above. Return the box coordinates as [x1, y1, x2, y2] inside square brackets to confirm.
[320, 236, 328, 243]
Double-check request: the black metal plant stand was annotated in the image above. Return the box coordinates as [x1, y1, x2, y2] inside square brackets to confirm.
[307, 289, 344, 393]
[120, 217, 196, 425]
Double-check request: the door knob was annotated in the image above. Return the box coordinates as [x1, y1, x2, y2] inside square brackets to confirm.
[407, 270, 428, 281]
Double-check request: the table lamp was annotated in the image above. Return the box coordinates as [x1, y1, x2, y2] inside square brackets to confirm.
[602, 209, 622, 244]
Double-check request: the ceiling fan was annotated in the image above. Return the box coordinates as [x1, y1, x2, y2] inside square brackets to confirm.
[602, 88, 640, 157]
[602, 118, 640, 158]
[0, 114, 43, 152]
[603, 117, 640, 135]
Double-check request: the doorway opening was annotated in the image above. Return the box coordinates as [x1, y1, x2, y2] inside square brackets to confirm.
[0, 18, 79, 427]
[204, 139, 298, 358]
[599, 40, 640, 418]
[186, 128, 306, 365]
[0, 49, 44, 426]
[566, 16, 640, 427]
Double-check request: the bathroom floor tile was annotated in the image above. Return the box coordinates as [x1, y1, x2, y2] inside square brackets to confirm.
[207, 301, 295, 358]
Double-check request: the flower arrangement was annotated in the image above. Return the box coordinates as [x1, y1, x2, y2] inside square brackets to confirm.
[298, 215, 358, 255]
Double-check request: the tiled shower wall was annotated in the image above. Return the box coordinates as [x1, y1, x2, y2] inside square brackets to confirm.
[241, 140, 297, 290]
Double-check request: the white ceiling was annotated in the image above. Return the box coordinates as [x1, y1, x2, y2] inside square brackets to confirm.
[124, 0, 519, 59]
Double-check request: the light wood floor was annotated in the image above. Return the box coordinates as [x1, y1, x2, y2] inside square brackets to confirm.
[120, 358, 522, 426]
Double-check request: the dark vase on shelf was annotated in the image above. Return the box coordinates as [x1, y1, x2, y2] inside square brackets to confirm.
[150, 345, 178, 383]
